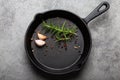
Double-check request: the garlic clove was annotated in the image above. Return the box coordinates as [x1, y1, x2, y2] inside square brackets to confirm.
[37, 32, 47, 40]
[35, 40, 46, 46]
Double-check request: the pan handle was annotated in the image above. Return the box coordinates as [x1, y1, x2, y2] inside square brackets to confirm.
[83, 1, 110, 24]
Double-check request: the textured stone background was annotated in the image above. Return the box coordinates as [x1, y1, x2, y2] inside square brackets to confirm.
[0, 0, 120, 80]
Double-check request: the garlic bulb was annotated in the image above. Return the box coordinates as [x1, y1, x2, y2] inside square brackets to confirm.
[35, 40, 46, 46]
[37, 32, 47, 40]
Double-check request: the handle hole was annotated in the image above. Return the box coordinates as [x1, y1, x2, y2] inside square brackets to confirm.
[99, 5, 106, 12]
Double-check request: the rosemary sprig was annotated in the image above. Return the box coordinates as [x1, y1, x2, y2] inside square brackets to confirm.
[42, 21, 77, 41]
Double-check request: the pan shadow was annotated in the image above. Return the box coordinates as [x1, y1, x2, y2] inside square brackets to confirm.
[88, 11, 110, 31]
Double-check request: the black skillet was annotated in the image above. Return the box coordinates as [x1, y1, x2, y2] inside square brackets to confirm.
[25, 1, 110, 75]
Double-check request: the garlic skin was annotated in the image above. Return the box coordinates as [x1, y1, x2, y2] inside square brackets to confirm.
[37, 32, 47, 40]
[35, 40, 46, 46]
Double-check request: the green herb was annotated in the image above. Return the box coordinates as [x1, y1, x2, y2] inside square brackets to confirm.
[42, 21, 77, 41]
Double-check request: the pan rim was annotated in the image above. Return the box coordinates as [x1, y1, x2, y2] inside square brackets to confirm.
[24, 9, 92, 75]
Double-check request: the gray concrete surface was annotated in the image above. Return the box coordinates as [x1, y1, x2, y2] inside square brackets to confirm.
[0, 0, 120, 80]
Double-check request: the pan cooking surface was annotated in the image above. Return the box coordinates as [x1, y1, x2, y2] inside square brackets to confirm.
[31, 17, 84, 69]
